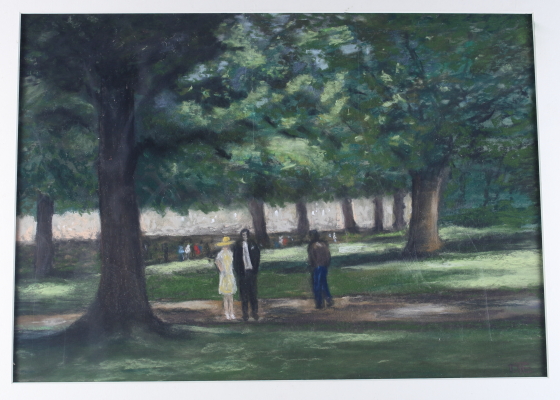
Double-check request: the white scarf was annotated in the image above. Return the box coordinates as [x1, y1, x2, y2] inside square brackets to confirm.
[242, 241, 253, 270]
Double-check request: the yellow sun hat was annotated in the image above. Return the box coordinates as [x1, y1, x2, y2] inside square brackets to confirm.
[216, 236, 235, 246]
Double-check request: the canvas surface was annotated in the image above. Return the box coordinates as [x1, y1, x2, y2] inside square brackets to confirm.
[12, 12, 546, 383]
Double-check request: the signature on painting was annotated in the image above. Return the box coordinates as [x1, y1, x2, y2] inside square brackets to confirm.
[508, 362, 532, 374]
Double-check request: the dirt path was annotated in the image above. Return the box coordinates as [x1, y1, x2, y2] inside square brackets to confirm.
[15, 291, 543, 330]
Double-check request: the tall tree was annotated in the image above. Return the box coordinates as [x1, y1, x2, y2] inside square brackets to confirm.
[20, 14, 230, 336]
[18, 77, 97, 278]
[290, 14, 536, 254]
[352, 14, 536, 255]
[166, 16, 338, 243]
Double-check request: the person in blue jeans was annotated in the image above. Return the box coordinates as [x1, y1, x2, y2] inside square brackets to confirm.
[307, 230, 334, 309]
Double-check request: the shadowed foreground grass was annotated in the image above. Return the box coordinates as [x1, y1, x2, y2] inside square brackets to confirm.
[14, 319, 546, 381]
[13, 225, 546, 381]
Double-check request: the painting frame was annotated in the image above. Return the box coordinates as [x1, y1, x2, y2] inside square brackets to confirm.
[2, 0, 560, 398]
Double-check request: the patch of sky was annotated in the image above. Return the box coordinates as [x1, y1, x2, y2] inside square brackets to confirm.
[501, 117, 513, 126]
[217, 61, 228, 72]
[340, 44, 359, 54]
[306, 49, 328, 70]
[183, 64, 210, 82]
[255, 98, 269, 108]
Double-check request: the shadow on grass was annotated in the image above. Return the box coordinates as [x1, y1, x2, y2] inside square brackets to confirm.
[443, 231, 541, 253]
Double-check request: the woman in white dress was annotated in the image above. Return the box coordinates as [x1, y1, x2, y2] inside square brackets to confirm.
[215, 236, 237, 320]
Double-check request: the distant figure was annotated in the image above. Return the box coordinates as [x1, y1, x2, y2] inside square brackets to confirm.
[332, 232, 337, 243]
[184, 243, 191, 261]
[214, 236, 237, 320]
[233, 228, 261, 321]
[177, 245, 185, 261]
[307, 230, 334, 309]
[282, 236, 289, 247]
[193, 243, 201, 257]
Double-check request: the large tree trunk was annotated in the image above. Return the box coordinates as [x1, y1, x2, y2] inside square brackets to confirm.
[393, 190, 407, 231]
[34, 193, 54, 278]
[295, 200, 310, 238]
[403, 168, 448, 256]
[373, 196, 384, 233]
[70, 82, 163, 337]
[248, 197, 270, 248]
[341, 197, 359, 233]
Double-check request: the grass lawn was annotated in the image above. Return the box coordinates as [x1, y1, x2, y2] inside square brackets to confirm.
[13, 225, 547, 381]
[14, 320, 546, 381]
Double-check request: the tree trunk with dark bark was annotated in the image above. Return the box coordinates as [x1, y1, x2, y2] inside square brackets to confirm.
[69, 82, 164, 338]
[373, 196, 384, 233]
[295, 200, 310, 238]
[341, 197, 359, 233]
[404, 168, 448, 256]
[248, 197, 270, 248]
[393, 190, 407, 231]
[34, 193, 54, 278]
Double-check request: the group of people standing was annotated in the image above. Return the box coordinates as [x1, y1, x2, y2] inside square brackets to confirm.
[214, 228, 334, 321]
[178, 241, 212, 261]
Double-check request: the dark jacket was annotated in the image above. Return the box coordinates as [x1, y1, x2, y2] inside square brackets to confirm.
[307, 240, 331, 270]
[233, 239, 261, 276]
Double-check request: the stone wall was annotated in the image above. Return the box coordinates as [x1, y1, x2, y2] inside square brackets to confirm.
[15, 195, 411, 243]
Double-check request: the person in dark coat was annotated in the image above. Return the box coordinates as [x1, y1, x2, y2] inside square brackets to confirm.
[233, 228, 261, 321]
[307, 230, 334, 309]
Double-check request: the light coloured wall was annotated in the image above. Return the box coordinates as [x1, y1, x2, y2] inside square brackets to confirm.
[139, 208, 254, 237]
[352, 198, 374, 229]
[307, 200, 345, 231]
[264, 203, 298, 233]
[16, 195, 412, 243]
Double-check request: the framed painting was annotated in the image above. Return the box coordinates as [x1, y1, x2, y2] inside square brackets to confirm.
[2, 0, 560, 399]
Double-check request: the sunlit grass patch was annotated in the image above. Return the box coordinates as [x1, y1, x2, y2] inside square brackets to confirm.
[342, 249, 543, 291]
[18, 282, 75, 298]
[145, 258, 214, 275]
[261, 246, 307, 262]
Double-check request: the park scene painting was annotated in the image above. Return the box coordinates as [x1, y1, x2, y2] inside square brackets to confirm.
[13, 13, 546, 381]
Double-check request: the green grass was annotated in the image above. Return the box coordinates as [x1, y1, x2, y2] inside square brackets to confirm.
[143, 248, 543, 303]
[14, 320, 546, 381]
[15, 226, 543, 310]
[13, 225, 546, 381]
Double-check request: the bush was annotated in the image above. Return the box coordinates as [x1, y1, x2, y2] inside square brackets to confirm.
[441, 202, 540, 228]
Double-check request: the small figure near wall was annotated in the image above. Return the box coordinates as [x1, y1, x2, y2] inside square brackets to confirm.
[193, 243, 201, 258]
[177, 244, 185, 261]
